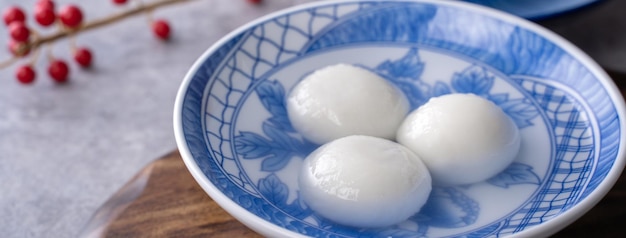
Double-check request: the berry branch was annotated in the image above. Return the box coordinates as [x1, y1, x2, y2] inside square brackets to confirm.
[2, 0, 203, 84]
[30, 0, 191, 48]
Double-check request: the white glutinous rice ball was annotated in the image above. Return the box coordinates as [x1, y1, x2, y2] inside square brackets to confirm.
[396, 93, 521, 185]
[286, 64, 409, 145]
[299, 135, 432, 228]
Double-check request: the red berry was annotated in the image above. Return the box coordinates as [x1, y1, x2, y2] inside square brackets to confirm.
[36, 0, 55, 10]
[59, 5, 82, 28]
[8, 21, 29, 42]
[152, 19, 170, 40]
[48, 59, 70, 83]
[247, 0, 262, 4]
[113, 0, 128, 5]
[74, 47, 93, 67]
[34, 4, 56, 26]
[8, 40, 30, 57]
[15, 65, 36, 84]
[3, 6, 26, 25]
[16, 65, 36, 84]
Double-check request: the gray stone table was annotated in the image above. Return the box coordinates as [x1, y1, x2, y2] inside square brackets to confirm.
[1, 0, 624, 237]
[0, 0, 309, 237]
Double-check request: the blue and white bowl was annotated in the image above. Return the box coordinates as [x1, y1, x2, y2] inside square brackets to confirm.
[173, 0, 626, 237]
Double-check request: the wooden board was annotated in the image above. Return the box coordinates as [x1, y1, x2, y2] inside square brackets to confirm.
[82, 151, 626, 237]
[81, 151, 262, 238]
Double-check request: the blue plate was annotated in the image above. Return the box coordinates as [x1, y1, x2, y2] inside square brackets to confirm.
[174, 0, 626, 237]
[465, 0, 600, 19]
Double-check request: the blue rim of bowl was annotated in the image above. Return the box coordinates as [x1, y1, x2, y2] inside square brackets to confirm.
[173, 0, 626, 237]
[465, 0, 603, 20]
